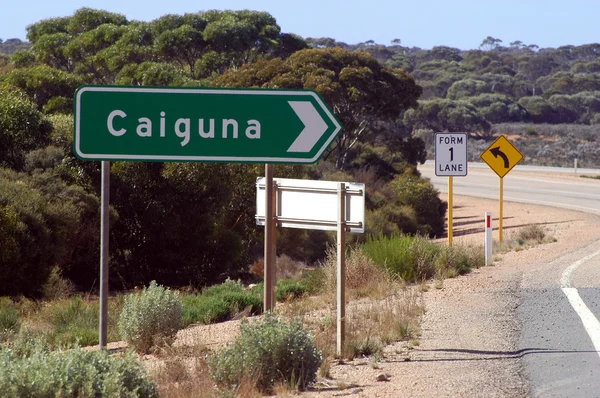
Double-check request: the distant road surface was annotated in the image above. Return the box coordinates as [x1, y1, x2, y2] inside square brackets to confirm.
[419, 161, 600, 215]
[420, 161, 600, 396]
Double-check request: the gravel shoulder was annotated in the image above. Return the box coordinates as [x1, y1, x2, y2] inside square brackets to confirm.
[300, 194, 600, 397]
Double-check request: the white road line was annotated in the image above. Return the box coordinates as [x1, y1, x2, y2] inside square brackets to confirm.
[560, 249, 600, 359]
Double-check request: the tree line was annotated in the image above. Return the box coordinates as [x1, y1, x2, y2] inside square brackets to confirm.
[306, 36, 600, 131]
[0, 8, 446, 297]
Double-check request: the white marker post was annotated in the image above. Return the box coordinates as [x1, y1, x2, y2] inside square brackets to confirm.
[485, 212, 493, 266]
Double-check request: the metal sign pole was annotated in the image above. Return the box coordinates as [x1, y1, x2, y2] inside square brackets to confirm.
[499, 177, 504, 243]
[99, 161, 110, 349]
[448, 176, 453, 246]
[263, 164, 275, 312]
[336, 183, 346, 357]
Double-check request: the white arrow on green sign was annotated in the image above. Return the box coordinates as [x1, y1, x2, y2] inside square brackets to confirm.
[74, 86, 343, 163]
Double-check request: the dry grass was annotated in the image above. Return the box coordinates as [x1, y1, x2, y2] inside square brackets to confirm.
[149, 343, 263, 398]
[249, 254, 306, 280]
[321, 246, 396, 301]
[279, 245, 424, 364]
[495, 224, 557, 253]
[304, 286, 423, 362]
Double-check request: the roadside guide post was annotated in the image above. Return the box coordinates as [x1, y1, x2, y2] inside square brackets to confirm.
[434, 133, 468, 246]
[480, 135, 523, 242]
[485, 212, 493, 265]
[74, 86, 342, 349]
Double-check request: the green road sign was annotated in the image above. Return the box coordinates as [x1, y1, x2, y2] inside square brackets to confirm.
[74, 86, 342, 163]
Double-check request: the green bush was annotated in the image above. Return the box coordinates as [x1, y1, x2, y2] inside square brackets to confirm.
[118, 281, 183, 353]
[0, 343, 158, 397]
[365, 204, 419, 237]
[0, 86, 52, 169]
[182, 279, 262, 325]
[251, 271, 326, 302]
[362, 234, 418, 281]
[210, 313, 322, 392]
[0, 169, 101, 297]
[362, 234, 481, 282]
[0, 297, 19, 341]
[298, 268, 326, 295]
[276, 279, 307, 301]
[391, 174, 447, 237]
[42, 296, 99, 347]
[23, 295, 123, 349]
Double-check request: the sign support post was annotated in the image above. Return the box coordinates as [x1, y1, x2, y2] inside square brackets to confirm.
[448, 176, 454, 246]
[434, 132, 467, 247]
[499, 177, 504, 242]
[99, 161, 110, 349]
[337, 183, 346, 357]
[480, 135, 524, 244]
[263, 164, 275, 312]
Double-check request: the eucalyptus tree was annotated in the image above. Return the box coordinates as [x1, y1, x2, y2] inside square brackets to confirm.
[214, 47, 422, 170]
[403, 98, 490, 135]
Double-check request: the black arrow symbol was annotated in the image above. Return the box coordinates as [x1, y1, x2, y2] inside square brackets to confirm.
[490, 146, 509, 168]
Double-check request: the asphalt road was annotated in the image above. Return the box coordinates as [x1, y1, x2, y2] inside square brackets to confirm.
[419, 162, 600, 397]
[419, 162, 600, 215]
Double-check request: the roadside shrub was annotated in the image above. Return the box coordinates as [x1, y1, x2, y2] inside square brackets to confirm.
[118, 281, 183, 353]
[518, 224, 547, 243]
[210, 313, 322, 393]
[276, 279, 307, 301]
[434, 245, 483, 278]
[0, 344, 158, 397]
[298, 268, 326, 295]
[362, 234, 482, 282]
[252, 279, 309, 302]
[41, 266, 74, 300]
[322, 246, 391, 298]
[0, 169, 101, 297]
[365, 203, 419, 237]
[182, 279, 262, 325]
[390, 174, 447, 237]
[362, 234, 418, 281]
[24, 295, 123, 348]
[41, 296, 99, 347]
[0, 297, 19, 341]
[0, 86, 52, 169]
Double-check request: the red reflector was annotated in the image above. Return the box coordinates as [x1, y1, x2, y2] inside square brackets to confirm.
[487, 216, 490, 228]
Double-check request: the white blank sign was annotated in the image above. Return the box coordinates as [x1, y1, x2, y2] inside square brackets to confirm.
[256, 178, 365, 233]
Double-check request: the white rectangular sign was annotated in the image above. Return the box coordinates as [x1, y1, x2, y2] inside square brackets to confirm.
[256, 178, 365, 233]
[435, 132, 468, 176]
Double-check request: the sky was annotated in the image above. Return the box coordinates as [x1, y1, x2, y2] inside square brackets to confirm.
[1, 0, 599, 50]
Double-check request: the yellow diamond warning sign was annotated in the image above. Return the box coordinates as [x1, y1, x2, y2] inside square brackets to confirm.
[480, 135, 523, 178]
